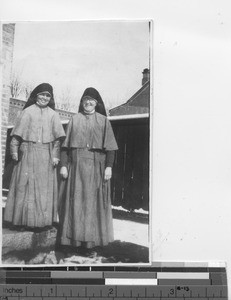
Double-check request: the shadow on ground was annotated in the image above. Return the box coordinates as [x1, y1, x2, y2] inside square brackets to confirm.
[2, 210, 149, 265]
[55, 240, 149, 264]
[2, 240, 149, 265]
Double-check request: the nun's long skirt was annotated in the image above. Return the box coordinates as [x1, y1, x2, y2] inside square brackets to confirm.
[59, 149, 114, 248]
[4, 142, 58, 227]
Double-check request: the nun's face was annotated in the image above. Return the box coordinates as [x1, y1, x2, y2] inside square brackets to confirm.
[82, 98, 97, 114]
[36, 92, 51, 107]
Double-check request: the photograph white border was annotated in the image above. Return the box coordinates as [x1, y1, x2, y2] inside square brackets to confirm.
[1, 18, 153, 267]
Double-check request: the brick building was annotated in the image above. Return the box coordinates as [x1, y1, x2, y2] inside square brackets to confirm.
[1, 24, 15, 171]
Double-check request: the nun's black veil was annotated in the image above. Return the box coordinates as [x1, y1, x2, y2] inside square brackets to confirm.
[78, 87, 107, 116]
[23, 83, 55, 110]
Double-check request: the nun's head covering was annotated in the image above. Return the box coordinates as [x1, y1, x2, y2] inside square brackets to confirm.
[78, 87, 107, 116]
[23, 83, 55, 110]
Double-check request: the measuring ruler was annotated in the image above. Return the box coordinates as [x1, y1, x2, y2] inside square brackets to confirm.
[0, 263, 228, 299]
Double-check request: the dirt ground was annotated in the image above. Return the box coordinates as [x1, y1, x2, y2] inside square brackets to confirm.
[2, 215, 150, 265]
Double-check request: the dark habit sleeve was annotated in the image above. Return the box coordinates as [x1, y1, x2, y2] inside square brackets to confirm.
[103, 119, 118, 151]
[10, 136, 21, 156]
[53, 139, 61, 160]
[60, 117, 73, 167]
[60, 149, 69, 168]
[61, 117, 73, 148]
[52, 112, 66, 141]
[106, 150, 115, 168]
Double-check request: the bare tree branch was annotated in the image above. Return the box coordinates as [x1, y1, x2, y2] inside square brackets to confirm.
[56, 87, 78, 112]
[10, 72, 22, 98]
[23, 82, 34, 99]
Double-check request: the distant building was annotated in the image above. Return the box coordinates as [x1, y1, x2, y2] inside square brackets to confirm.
[109, 68, 150, 116]
[109, 69, 150, 212]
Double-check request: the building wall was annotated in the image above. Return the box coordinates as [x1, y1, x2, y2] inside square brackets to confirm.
[111, 118, 149, 211]
[1, 24, 15, 171]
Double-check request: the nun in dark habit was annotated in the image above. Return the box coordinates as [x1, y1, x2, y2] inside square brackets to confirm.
[4, 83, 66, 228]
[59, 87, 118, 248]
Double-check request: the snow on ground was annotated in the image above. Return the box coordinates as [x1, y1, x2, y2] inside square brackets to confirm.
[112, 205, 149, 215]
[113, 218, 149, 247]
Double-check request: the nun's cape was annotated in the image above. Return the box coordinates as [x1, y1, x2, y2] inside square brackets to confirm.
[11, 104, 65, 142]
[62, 112, 118, 150]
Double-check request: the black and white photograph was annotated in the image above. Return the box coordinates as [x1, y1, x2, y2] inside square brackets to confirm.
[1, 20, 151, 265]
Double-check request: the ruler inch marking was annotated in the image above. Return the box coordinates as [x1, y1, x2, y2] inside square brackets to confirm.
[0, 265, 228, 300]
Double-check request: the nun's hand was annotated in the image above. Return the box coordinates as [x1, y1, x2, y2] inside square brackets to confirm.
[104, 167, 112, 181]
[12, 153, 18, 161]
[53, 157, 59, 166]
[60, 166, 68, 179]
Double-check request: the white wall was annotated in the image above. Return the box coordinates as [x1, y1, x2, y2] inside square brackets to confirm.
[1, 0, 231, 291]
